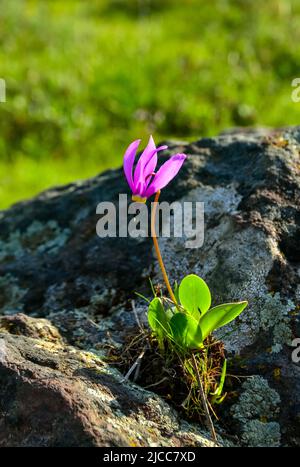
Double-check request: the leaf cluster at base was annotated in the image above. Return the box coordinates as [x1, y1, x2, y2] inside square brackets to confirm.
[148, 274, 248, 351]
[107, 329, 227, 422]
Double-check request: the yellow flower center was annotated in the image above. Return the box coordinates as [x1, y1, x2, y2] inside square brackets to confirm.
[132, 195, 147, 203]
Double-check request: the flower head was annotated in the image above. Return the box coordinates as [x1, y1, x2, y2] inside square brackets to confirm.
[123, 136, 186, 202]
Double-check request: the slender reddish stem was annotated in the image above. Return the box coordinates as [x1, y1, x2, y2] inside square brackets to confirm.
[151, 190, 178, 305]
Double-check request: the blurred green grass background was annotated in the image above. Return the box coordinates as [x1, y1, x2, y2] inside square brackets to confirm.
[0, 0, 299, 208]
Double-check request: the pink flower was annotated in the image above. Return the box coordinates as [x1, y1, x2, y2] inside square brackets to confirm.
[123, 135, 186, 202]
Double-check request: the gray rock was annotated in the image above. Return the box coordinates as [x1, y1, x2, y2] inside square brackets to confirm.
[0, 127, 300, 446]
[0, 322, 219, 447]
[231, 376, 281, 447]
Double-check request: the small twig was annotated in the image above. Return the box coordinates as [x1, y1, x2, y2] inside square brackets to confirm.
[133, 351, 143, 382]
[191, 352, 218, 444]
[131, 299, 144, 333]
[122, 348, 145, 382]
[207, 398, 219, 421]
[144, 377, 169, 389]
[87, 318, 101, 330]
[181, 387, 193, 408]
[121, 333, 145, 355]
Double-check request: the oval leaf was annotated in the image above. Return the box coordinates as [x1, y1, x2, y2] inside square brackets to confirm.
[170, 312, 203, 349]
[165, 305, 178, 321]
[199, 301, 248, 341]
[179, 274, 211, 318]
[148, 297, 170, 339]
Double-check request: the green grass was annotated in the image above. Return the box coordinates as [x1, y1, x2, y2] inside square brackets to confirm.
[1, 0, 300, 208]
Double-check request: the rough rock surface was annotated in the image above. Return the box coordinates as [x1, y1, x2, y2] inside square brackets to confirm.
[0, 127, 299, 446]
[0, 317, 217, 447]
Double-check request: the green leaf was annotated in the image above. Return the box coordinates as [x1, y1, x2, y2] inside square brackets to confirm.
[148, 297, 170, 339]
[134, 291, 151, 304]
[199, 301, 248, 341]
[170, 312, 203, 350]
[179, 274, 211, 318]
[148, 277, 157, 298]
[211, 359, 227, 403]
[165, 305, 178, 321]
[174, 280, 180, 304]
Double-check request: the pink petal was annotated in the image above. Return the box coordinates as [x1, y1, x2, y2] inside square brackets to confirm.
[133, 135, 156, 187]
[142, 145, 168, 183]
[133, 136, 168, 195]
[145, 153, 186, 197]
[123, 139, 141, 191]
